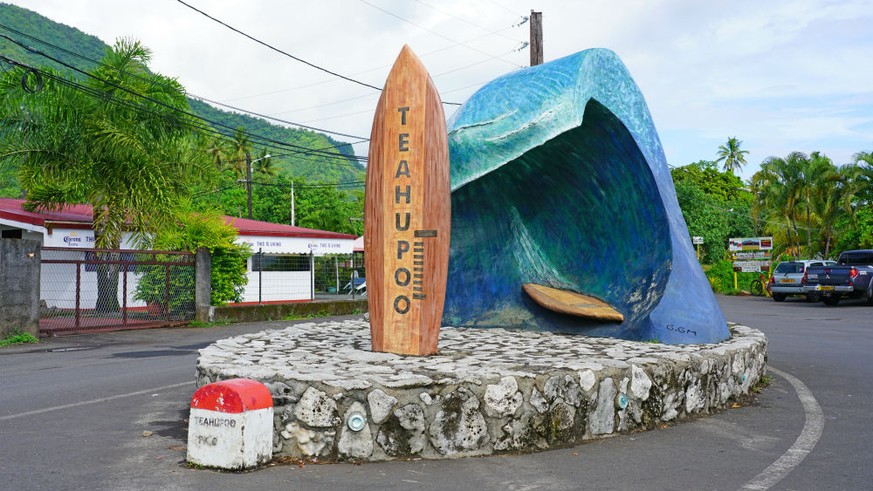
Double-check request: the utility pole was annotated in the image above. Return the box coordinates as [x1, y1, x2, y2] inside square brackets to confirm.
[245, 151, 253, 219]
[530, 10, 543, 66]
[290, 180, 295, 227]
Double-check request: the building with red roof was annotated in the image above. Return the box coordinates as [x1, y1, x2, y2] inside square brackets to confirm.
[0, 198, 356, 304]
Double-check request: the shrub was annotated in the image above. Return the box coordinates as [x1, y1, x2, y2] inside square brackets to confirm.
[706, 259, 763, 294]
[135, 212, 250, 307]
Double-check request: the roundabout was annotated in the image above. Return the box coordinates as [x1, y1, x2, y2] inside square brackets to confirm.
[194, 320, 767, 462]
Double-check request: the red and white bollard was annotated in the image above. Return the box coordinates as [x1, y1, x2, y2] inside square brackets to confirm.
[187, 378, 274, 470]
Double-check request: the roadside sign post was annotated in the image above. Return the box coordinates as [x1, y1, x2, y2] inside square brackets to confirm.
[728, 237, 774, 292]
[692, 236, 703, 260]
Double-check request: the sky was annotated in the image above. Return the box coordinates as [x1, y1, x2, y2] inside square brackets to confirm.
[6, 0, 873, 183]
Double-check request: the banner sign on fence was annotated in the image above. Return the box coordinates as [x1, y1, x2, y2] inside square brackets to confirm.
[237, 236, 353, 255]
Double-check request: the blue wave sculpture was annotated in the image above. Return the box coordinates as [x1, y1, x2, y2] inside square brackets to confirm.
[443, 48, 729, 344]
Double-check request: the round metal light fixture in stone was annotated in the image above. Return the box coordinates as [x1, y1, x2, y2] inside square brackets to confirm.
[347, 412, 367, 432]
[616, 393, 629, 409]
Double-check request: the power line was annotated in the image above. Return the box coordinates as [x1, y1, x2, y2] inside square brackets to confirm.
[174, 0, 460, 106]
[192, 179, 365, 200]
[222, 23, 521, 104]
[2, 54, 362, 168]
[0, 23, 370, 142]
[175, 0, 382, 92]
[251, 180, 365, 190]
[0, 37, 367, 164]
[188, 94, 369, 141]
[359, 0, 523, 69]
[413, 0, 523, 43]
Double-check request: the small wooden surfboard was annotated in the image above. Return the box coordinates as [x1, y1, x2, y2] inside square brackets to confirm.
[365, 46, 450, 356]
[523, 284, 624, 322]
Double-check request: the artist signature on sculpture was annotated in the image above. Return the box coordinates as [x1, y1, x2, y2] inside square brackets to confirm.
[666, 324, 697, 336]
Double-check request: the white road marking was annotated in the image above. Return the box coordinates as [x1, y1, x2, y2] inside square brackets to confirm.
[740, 367, 824, 490]
[0, 381, 194, 421]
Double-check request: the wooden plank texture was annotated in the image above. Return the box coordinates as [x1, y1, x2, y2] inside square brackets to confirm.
[365, 46, 450, 356]
[523, 284, 624, 322]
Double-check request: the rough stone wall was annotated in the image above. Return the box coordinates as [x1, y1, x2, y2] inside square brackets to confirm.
[195, 321, 767, 462]
[0, 239, 40, 338]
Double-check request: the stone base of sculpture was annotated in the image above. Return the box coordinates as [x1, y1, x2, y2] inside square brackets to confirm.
[195, 321, 767, 462]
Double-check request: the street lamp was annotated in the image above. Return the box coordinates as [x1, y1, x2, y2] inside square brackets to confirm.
[242, 152, 271, 219]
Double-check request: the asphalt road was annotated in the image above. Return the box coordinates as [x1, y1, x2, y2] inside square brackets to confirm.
[1, 295, 871, 491]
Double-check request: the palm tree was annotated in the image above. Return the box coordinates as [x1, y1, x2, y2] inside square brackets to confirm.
[0, 38, 212, 310]
[205, 136, 228, 170]
[753, 152, 808, 257]
[798, 152, 836, 255]
[716, 137, 750, 174]
[850, 151, 873, 205]
[224, 127, 252, 179]
[252, 148, 276, 177]
[816, 166, 855, 257]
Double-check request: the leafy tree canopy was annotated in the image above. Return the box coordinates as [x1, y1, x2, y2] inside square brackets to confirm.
[0, 38, 213, 248]
[671, 161, 755, 263]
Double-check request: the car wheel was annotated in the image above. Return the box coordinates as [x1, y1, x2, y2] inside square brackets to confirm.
[806, 292, 822, 303]
[772, 293, 787, 302]
[823, 294, 841, 306]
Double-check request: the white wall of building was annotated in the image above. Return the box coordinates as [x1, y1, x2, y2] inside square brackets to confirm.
[5, 222, 354, 306]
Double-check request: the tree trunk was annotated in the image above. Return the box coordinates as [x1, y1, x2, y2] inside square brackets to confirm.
[95, 258, 121, 313]
[93, 219, 121, 313]
[806, 194, 812, 257]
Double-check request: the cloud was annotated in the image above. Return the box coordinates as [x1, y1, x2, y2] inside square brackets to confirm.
[7, 0, 873, 181]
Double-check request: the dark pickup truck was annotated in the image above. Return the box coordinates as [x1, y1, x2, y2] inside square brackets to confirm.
[803, 249, 873, 306]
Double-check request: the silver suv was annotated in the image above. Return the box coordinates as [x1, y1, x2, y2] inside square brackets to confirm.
[769, 259, 837, 302]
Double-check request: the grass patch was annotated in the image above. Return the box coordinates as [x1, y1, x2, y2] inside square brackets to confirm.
[188, 318, 234, 328]
[751, 374, 772, 394]
[0, 330, 39, 348]
[282, 311, 330, 321]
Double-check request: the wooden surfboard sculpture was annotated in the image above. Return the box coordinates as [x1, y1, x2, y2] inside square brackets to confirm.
[365, 46, 450, 356]
[523, 284, 624, 323]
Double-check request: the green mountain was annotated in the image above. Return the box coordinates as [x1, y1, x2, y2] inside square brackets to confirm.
[0, 2, 365, 184]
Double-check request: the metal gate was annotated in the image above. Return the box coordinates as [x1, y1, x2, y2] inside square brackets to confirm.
[39, 247, 196, 336]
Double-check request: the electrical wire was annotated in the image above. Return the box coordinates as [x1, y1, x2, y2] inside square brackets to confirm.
[223, 22, 521, 104]
[0, 23, 370, 142]
[188, 93, 370, 141]
[1, 54, 364, 170]
[0, 38, 367, 164]
[174, 0, 461, 106]
[175, 0, 381, 92]
[358, 0, 523, 69]
[413, 0, 523, 43]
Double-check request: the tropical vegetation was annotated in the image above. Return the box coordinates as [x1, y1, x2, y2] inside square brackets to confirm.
[715, 137, 750, 174]
[0, 3, 366, 238]
[675, 143, 873, 293]
[0, 13, 365, 308]
[1, 3, 870, 301]
[135, 209, 251, 312]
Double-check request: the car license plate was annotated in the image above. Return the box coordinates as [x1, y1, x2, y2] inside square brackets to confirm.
[819, 285, 835, 291]
[780, 279, 794, 283]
